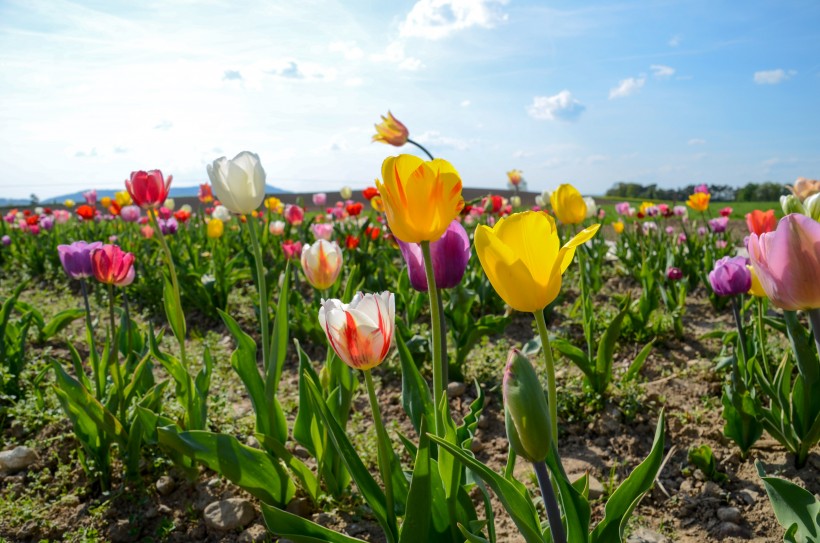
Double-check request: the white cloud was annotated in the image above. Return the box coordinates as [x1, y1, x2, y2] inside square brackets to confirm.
[344, 77, 364, 87]
[688, 138, 706, 146]
[650, 64, 675, 78]
[400, 0, 509, 40]
[328, 41, 364, 60]
[669, 34, 682, 47]
[461, 99, 471, 107]
[414, 130, 470, 151]
[526, 91, 585, 122]
[609, 76, 645, 99]
[754, 69, 796, 85]
[370, 41, 424, 71]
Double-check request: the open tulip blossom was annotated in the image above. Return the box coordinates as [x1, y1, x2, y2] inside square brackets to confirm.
[318, 291, 395, 371]
[709, 256, 751, 297]
[58, 241, 103, 280]
[126, 170, 171, 210]
[300, 240, 343, 290]
[206, 151, 267, 215]
[91, 244, 135, 287]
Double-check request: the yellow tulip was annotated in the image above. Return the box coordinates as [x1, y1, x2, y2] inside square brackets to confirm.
[475, 211, 600, 312]
[613, 221, 625, 234]
[64, 199, 75, 208]
[747, 265, 766, 298]
[550, 184, 587, 225]
[372, 111, 409, 147]
[371, 195, 385, 213]
[101, 196, 112, 208]
[639, 201, 655, 215]
[376, 154, 464, 244]
[687, 192, 710, 212]
[265, 197, 283, 213]
[207, 218, 224, 239]
[115, 190, 132, 207]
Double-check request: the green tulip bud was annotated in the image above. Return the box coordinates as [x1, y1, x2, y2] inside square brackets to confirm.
[503, 349, 552, 462]
[781, 194, 805, 216]
[804, 193, 820, 221]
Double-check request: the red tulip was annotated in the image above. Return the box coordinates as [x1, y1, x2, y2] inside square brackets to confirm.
[362, 187, 380, 201]
[745, 209, 776, 236]
[198, 183, 214, 203]
[174, 210, 191, 223]
[126, 170, 172, 209]
[282, 240, 302, 260]
[346, 202, 363, 217]
[76, 205, 96, 221]
[91, 245, 135, 286]
[345, 235, 360, 249]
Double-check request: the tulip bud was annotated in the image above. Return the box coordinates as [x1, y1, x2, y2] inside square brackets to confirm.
[397, 220, 470, 292]
[803, 193, 820, 221]
[708, 256, 751, 297]
[503, 349, 551, 462]
[781, 194, 805, 216]
[207, 151, 267, 215]
[583, 196, 598, 219]
[301, 240, 343, 290]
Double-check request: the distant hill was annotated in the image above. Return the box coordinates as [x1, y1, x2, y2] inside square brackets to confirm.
[39, 184, 289, 204]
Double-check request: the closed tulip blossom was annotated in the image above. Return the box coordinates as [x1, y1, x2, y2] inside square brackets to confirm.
[312, 222, 334, 240]
[583, 196, 598, 219]
[475, 211, 599, 313]
[745, 209, 776, 236]
[58, 241, 103, 279]
[120, 205, 141, 223]
[319, 291, 395, 370]
[282, 240, 302, 259]
[207, 218, 224, 239]
[126, 170, 171, 209]
[340, 186, 353, 200]
[76, 205, 96, 221]
[285, 204, 304, 225]
[212, 205, 231, 222]
[83, 189, 97, 206]
[140, 225, 154, 239]
[709, 256, 751, 297]
[91, 245, 135, 286]
[269, 220, 285, 236]
[397, 220, 470, 292]
[372, 111, 409, 147]
[1, 235, 10, 246]
[748, 213, 820, 310]
[312, 192, 327, 207]
[667, 267, 683, 281]
[301, 240, 343, 290]
[158, 217, 178, 235]
[550, 184, 587, 225]
[507, 169, 523, 187]
[708, 216, 729, 233]
[720, 207, 733, 217]
[376, 154, 464, 244]
[207, 151, 266, 215]
[362, 187, 379, 200]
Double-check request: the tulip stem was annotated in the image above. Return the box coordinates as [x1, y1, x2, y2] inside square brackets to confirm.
[533, 461, 566, 543]
[730, 298, 749, 391]
[755, 298, 770, 379]
[80, 279, 102, 399]
[808, 309, 820, 367]
[422, 241, 446, 436]
[363, 369, 395, 524]
[149, 211, 187, 366]
[245, 217, 270, 372]
[407, 138, 435, 161]
[107, 284, 125, 424]
[534, 309, 559, 447]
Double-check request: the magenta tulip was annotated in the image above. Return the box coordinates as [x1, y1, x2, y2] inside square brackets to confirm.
[397, 219, 470, 292]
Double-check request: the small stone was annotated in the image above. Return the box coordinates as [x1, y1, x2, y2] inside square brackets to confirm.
[737, 489, 760, 506]
[470, 438, 484, 453]
[293, 446, 311, 459]
[246, 435, 260, 449]
[477, 415, 489, 429]
[447, 381, 466, 397]
[587, 475, 604, 500]
[203, 498, 256, 531]
[715, 521, 746, 538]
[626, 527, 670, 543]
[0, 446, 38, 473]
[703, 481, 722, 497]
[313, 512, 336, 526]
[158, 504, 173, 515]
[717, 506, 742, 524]
[286, 497, 312, 518]
[237, 523, 267, 543]
[156, 475, 175, 496]
[187, 521, 206, 539]
[109, 519, 139, 542]
[679, 479, 694, 495]
[207, 477, 221, 489]
[145, 506, 158, 519]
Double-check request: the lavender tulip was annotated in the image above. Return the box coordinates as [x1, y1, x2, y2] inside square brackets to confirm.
[58, 241, 104, 279]
[158, 217, 178, 235]
[120, 205, 141, 223]
[1, 235, 10, 246]
[709, 216, 729, 233]
[709, 256, 751, 296]
[397, 220, 470, 292]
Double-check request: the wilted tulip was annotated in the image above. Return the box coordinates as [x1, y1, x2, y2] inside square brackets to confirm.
[745, 209, 776, 236]
[91, 245, 135, 286]
[269, 220, 285, 236]
[376, 154, 464, 244]
[127, 170, 171, 209]
[372, 111, 409, 147]
[207, 218, 224, 239]
[58, 241, 103, 280]
[312, 192, 327, 207]
[207, 151, 266, 215]
[503, 349, 551, 462]
[709, 256, 751, 297]
[748, 213, 820, 310]
[475, 211, 599, 312]
[319, 292, 395, 370]
[301, 240, 343, 290]
[397, 220, 470, 292]
[550, 184, 587, 225]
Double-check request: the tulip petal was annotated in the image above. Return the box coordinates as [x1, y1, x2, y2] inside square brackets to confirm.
[560, 223, 601, 273]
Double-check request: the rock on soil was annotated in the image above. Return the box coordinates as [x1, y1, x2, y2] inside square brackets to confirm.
[237, 523, 267, 543]
[0, 446, 38, 473]
[203, 498, 256, 531]
[155, 475, 175, 496]
[447, 381, 466, 397]
[627, 527, 670, 543]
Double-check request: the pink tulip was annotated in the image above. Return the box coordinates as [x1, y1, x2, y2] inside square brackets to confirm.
[318, 292, 395, 370]
[312, 193, 327, 207]
[748, 213, 820, 310]
[285, 204, 304, 225]
[282, 240, 302, 260]
[312, 223, 334, 240]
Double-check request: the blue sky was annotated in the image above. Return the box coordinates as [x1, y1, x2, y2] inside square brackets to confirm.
[1, 0, 818, 200]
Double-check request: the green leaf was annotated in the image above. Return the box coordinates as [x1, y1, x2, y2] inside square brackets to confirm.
[429, 433, 543, 543]
[163, 274, 186, 344]
[397, 333, 434, 436]
[544, 446, 590, 543]
[591, 412, 666, 542]
[757, 461, 820, 543]
[157, 427, 295, 507]
[268, 262, 290, 391]
[261, 505, 367, 543]
[595, 306, 629, 391]
[255, 433, 321, 504]
[41, 308, 85, 341]
[624, 339, 655, 382]
[400, 419, 432, 542]
[553, 339, 593, 379]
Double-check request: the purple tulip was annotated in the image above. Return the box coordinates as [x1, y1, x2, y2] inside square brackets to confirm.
[58, 241, 103, 279]
[615, 202, 631, 215]
[673, 205, 687, 217]
[708, 256, 751, 296]
[665, 226, 675, 235]
[83, 189, 97, 206]
[666, 267, 683, 281]
[1, 235, 10, 246]
[398, 220, 470, 291]
[694, 184, 709, 194]
[708, 216, 729, 233]
[40, 215, 54, 231]
[120, 205, 141, 223]
[697, 226, 707, 236]
[159, 217, 178, 235]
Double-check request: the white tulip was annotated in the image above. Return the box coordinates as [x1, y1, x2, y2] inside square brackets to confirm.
[164, 198, 175, 211]
[583, 196, 598, 219]
[212, 205, 231, 222]
[340, 186, 353, 200]
[207, 151, 267, 215]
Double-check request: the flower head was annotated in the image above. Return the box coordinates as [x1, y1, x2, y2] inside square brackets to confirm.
[372, 111, 409, 147]
[507, 169, 523, 187]
[312, 192, 327, 207]
[550, 184, 587, 225]
[58, 241, 103, 280]
[198, 183, 214, 203]
[397, 220, 470, 292]
[91, 245, 135, 286]
[709, 256, 751, 297]
[282, 239, 302, 259]
[301, 240, 343, 290]
[207, 218, 224, 239]
[666, 267, 683, 281]
[376, 154, 464, 244]
[76, 205, 96, 221]
[708, 216, 729, 233]
[503, 349, 551, 462]
[319, 292, 395, 370]
[127, 170, 171, 209]
[207, 151, 266, 215]
[285, 204, 304, 225]
[745, 209, 776, 236]
[687, 192, 711, 212]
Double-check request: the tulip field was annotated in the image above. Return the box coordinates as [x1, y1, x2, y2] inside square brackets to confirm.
[2, 124, 820, 543]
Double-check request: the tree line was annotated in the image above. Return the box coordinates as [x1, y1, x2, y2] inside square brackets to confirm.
[605, 182, 788, 202]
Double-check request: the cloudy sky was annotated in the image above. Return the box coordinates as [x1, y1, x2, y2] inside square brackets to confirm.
[1, 0, 818, 200]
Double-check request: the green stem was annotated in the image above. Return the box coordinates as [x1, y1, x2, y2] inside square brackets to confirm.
[534, 309, 559, 447]
[107, 284, 125, 424]
[149, 211, 187, 366]
[421, 241, 445, 436]
[80, 279, 102, 399]
[245, 217, 270, 372]
[533, 461, 566, 543]
[407, 138, 435, 161]
[755, 297, 770, 379]
[363, 370, 395, 524]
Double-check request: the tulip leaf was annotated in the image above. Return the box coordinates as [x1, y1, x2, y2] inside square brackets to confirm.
[543, 448, 590, 543]
[399, 419, 432, 542]
[268, 262, 290, 392]
[40, 308, 85, 341]
[757, 460, 820, 543]
[293, 342, 322, 457]
[553, 339, 593, 378]
[261, 504, 368, 543]
[162, 274, 186, 345]
[428, 433, 543, 543]
[397, 333, 434, 436]
[624, 339, 655, 382]
[590, 411, 666, 542]
[303, 373, 397, 542]
[157, 427, 295, 507]
[255, 433, 320, 504]
[595, 305, 629, 390]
